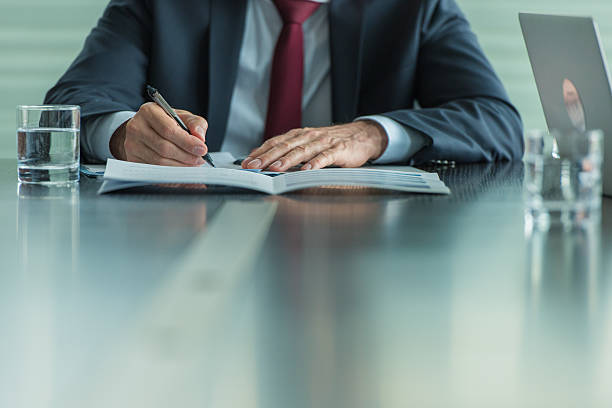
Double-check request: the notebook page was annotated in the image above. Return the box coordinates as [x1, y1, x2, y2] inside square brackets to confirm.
[362, 164, 440, 180]
[103, 159, 275, 194]
[273, 168, 450, 194]
[204, 152, 240, 169]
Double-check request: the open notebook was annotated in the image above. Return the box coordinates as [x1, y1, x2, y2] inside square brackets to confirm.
[98, 153, 450, 195]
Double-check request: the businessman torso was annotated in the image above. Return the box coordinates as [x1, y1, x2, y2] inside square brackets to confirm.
[46, 0, 523, 164]
[110, 0, 423, 150]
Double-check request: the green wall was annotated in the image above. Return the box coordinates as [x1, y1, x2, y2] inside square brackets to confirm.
[1, 0, 611, 158]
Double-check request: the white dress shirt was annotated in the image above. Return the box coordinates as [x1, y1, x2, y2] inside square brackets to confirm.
[84, 0, 426, 163]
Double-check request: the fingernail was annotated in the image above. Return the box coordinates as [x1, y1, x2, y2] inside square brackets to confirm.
[243, 157, 253, 166]
[302, 163, 312, 170]
[193, 146, 206, 156]
[248, 159, 262, 169]
[195, 126, 205, 138]
[196, 157, 206, 165]
[271, 160, 282, 168]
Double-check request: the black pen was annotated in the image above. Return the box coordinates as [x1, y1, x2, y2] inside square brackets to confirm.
[146, 85, 215, 167]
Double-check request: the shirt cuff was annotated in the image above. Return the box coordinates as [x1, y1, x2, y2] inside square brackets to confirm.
[85, 111, 137, 161]
[355, 115, 427, 164]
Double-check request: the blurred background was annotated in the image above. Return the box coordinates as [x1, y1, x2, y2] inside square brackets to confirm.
[0, 0, 611, 159]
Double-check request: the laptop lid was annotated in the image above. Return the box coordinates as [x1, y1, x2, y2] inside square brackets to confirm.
[519, 12, 612, 196]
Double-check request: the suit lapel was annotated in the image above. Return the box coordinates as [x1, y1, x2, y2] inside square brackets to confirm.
[329, 0, 366, 123]
[208, 0, 248, 152]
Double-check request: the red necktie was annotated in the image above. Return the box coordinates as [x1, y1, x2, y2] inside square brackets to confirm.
[264, 0, 321, 140]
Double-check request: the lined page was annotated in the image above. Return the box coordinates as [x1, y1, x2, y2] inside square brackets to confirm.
[273, 168, 450, 195]
[103, 159, 275, 194]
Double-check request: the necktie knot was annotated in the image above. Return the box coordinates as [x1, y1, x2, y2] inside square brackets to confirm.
[273, 0, 321, 25]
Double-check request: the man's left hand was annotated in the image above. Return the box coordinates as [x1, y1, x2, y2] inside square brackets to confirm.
[241, 121, 388, 171]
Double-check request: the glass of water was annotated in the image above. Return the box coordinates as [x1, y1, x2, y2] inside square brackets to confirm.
[17, 105, 80, 184]
[524, 129, 603, 228]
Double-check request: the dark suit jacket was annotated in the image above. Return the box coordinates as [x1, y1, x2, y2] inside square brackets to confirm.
[45, 0, 524, 164]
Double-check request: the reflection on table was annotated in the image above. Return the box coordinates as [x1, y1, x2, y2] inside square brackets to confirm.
[0, 160, 611, 408]
[524, 222, 611, 406]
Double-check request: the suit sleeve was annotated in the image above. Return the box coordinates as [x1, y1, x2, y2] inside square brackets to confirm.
[381, 0, 524, 163]
[43, 0, 151, 161]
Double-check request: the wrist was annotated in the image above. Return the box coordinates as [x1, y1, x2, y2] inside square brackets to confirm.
[359, 120, 388, 161]
[110, 120, 129, 160]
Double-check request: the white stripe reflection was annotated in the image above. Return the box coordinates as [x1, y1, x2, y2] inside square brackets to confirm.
[72, 201, 277, 408]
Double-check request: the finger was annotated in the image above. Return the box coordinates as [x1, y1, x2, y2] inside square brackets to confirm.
[132, 121, 205, 166]
[130, 152, 184, 166]
[247, 133, 318, 170]
[131, 140, 199, 167]
[268, 141, 331, 171]
[141, 103, 207, 156]
[176, 110, 208, 142]
[242, 129, 304, 168]
[243, 129, 301, 168]
[144, 125, 207, 166]
[304, 145, 346, 170]
[265, 129, 331, 171]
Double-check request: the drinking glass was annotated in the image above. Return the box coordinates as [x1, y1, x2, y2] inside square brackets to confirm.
[17, 105, 80, 184]
[524, 129, 603, 227]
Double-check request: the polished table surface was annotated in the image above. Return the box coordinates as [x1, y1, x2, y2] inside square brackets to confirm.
[1, 158, 612, 408]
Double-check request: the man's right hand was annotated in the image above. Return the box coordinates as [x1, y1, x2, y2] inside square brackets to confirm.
[110, 102, 209, 166]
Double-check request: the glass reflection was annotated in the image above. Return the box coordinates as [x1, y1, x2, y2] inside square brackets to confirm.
[523, 222, 610, 405]
[14, 183, 80, 408]
[17, 182, 80, 274]
[17, 182, 79, 264]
